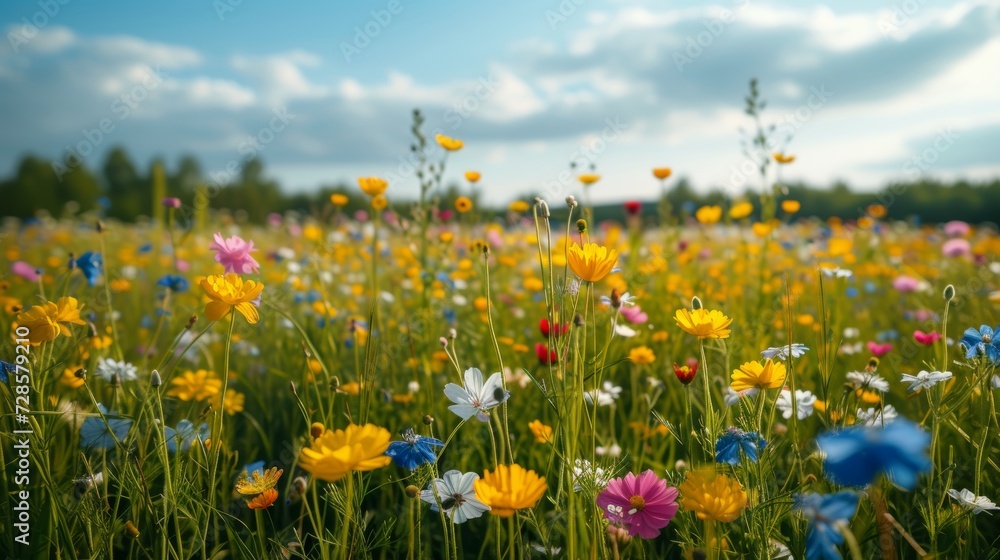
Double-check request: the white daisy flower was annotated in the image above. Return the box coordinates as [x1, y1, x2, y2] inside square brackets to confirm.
[948, 488, 999, 515]
[444, 368, 510, 422]
[900, 370, 953, 393]
[776, 389, 816, 420]
[856, 405, 897, 426]
[846, 371, 890, 393]
[761, 343, 810, 361]
[95, 358, 138, 383]
[724, 387, 759, 407]
[421, 470, 490, 524]
[584, 381, 622, 406]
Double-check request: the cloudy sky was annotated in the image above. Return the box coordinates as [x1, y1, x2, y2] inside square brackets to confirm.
[1, 0, 998, 204]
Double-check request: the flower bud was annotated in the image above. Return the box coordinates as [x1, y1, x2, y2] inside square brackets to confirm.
[423, 414, 435, 425]
[576, 219, 588, 234]
[943, 284, 955, 301]
[150, 370, 162, 388]
[405, 485, 420, 498]
[310, 422, 325, 439]
[449, 328, 457, 340]
[96, 220, 106, 234]
[185, 314, 199, 329]
[74, 368, 87, 380]
[674, 459, 687, 471]
[691, 296, 703, 310]
[124, 520, 139, 538]
[534, 198, 551, 218]
[610, 289, 621, 310]
[566, 195, 578, 208]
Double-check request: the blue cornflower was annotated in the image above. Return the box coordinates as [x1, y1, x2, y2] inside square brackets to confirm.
[80, 404, 132, 450]
[0, 360, 15, 383]
[74, 251, 103, 286]
[156, 274, 189, 293]
[816, 418, 930, 490]
[385, 427, 444, 470]
[163, 420, 209, 453]
[960, 325, 1000, 365]
[794, 492, 860, 560]
[715, 427, 766, 465]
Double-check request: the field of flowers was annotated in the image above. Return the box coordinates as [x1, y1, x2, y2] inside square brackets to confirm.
[2, 132, 1000, 560]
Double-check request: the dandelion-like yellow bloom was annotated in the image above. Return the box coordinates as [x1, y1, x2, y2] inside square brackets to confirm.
[15, 297, 87, 345]
[210, 390, 245, 415]
[628, 346, 656, 365]
[781, 200, 801, 213]
[508, 200, 530, 213]
[773, 153, 796, 164]
[167, 369, 221, 401]
[465, 170, 481, 183]
[674, 308, 732, 339]
[474, 464, 547, 517]
[61, 367, 85, 389]
[372, 194, 388, 211]
[653, 167, 672, 180]
[298, 423, 392, 482]
[731, 359, 786, 392]
[695, 205, 722, 225]
[236, 467, 283, 495]
[247, 488, 278, 510]
[578, 173, 601, 185]
[680, 468, 747, 522]
[357, 176, 388, 197]
[200, 273, 264, 324]
[528, 420, 554, 444]
[435, 133, 464, 151]
[330, 193, 349, 206]
[455, 196, 473, 213]
[567, 243, 619, 283]
[729, 201, 753, 220]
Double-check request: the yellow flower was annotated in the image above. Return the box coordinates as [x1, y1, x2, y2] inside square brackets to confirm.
[167, 369, 221, 401]
[435, 133, 464, 151]
[508, 200, 530, 213]
[200, 273, 264, 324]
[781, 200, 801, 213]
[330, 193, 349, 206]
[298, 423, 392, 482]
[674, 308, 732, 339]
[247, 488, 278, 510]
[773, 153, 795, 164]
[628, 346, 656, 365]
[567, 243, 619, 283]
[15, 297, 87, 345]
[465, 170, 481, 183]
[528, 420, 554, 444]
[372, 194, 388, 211]
[752, 222, 773, 238]
[210, 390, 245, 415]
[653, 167, 672, 180]
[455, 196, 473, 213]
[474, 464, 547, 517]
[629, 421, 669, 439]
[61, 367, 85, 389]
[866, 204, 887, 218]
[110, 278, 132, 293]
[90, 335, 113, 349]
[578, 173, 601, 185]
[680, 468, 747, 522]
[358, 176, 388, 197]
[731, 359, 786, 392]
[235, 467, 283, 495]
[695, 205, 722, 225]
[729, 201, 753, 220]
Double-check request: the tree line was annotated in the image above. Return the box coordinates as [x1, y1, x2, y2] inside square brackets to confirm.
[2, 147, 999, 225]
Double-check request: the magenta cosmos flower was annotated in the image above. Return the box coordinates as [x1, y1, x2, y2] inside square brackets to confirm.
[210, 232, 260, 274]
[596, 470, 679, 538]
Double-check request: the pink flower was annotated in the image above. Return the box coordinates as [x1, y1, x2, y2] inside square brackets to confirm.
[913, 330, 941, 346]
[867, 341, 893, 357]
[210, 232, 260, 274]
[942, 238, 971, 258]
[161, 197, 181, 208]
[596, 470, 679, 539]
[892, 275, 921, 293]
[620, 305, 649, 325]
[12, 261, 40, 281]
[943, 220, 970, 237]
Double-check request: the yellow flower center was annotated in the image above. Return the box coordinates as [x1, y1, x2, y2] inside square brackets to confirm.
[629, 495, 646, 511]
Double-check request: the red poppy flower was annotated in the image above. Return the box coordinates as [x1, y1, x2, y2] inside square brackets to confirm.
[913, 330, 941, 346]
[673, 358, 698, 385]
[536, 343, 558, 365]
[624, 200, 642, 216]
[539, 318, 570, 338]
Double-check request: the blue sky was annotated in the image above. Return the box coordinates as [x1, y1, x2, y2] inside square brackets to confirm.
[1, 0, 998, 204]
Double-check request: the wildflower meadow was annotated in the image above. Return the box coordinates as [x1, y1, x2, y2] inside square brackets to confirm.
[2, 100, 1000, 560]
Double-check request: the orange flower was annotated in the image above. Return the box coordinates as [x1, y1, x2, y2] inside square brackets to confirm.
[358, 177, 388, 197]
[330, 193, 349, 206]
[773, 153, 795, 164]
[247, 488, 278, 510]
[465, 171, 481, 183]
[653, 167, 672, 180]
[578, 173, 601, 185]
[474, 464, 547, 517]
[436, 134, 464, 151]
[455, 196, 473, 213]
